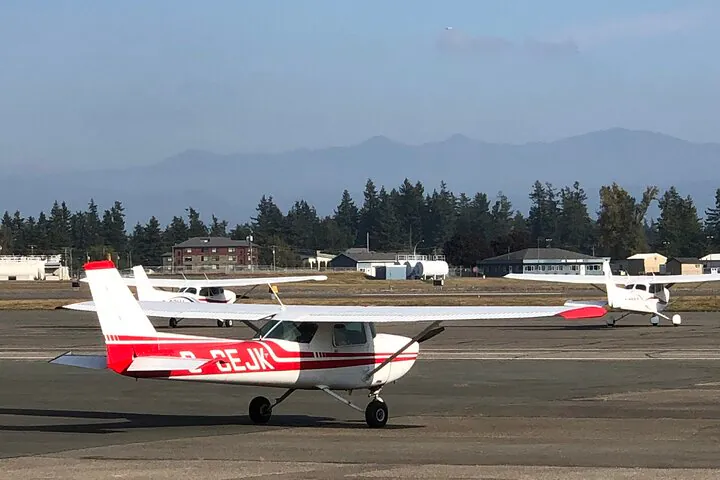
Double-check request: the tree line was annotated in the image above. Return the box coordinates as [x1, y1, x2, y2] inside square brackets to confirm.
[2, 179, 720, 271]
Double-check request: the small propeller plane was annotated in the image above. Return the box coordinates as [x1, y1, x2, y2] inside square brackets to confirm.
[55, 260, 606, 428]
[91, 266, 328, 328]
[505, 259, 720, 327]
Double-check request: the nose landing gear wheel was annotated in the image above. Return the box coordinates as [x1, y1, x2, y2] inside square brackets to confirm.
[365, 399, 388, 428]
[169, 318, 178, 328]
[249, 396, 272, 424]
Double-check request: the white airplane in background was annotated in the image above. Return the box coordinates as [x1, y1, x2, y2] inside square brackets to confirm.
[505, 259, 720, 327]
[57, 260, 606, 428]
[84, 266, 328, 328]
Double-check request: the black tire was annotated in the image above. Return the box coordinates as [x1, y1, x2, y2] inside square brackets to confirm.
[217, 319, 224, 328]
[365, 400, 388, 428]
[224, 319, 233, 328]
[249, 396, 272, 424]
[169, 318, 178, 328]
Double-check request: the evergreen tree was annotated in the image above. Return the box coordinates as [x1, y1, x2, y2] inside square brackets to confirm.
[186, 207, 208, 237]
[102, 201, 126, 256]
[230, 223, 252, 241]
[358, 179, 381, 249]
[251, 195, 287, 264]
[333, 189, 359, 250]
[527, 181, 559, 244]
[489, 192, 514, 255]
[286, 200, 320, 250]
[0, 212, 13, 253]
[395, 179, 426, 250]
[163, 216, 189, 251]
[375, 187, 403, 251]
[655, 186, 704, 257]
[209, 214, 228, 237]
[597, 183, 658, 258]
[557, 182, 594, 253]
[48, 201, 71, 253]
[704, 188, 720, 250]
[144, 216, 164, 265]
[425, 181, 457, 251]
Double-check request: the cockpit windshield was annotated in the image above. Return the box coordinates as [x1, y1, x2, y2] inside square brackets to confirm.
[254, 320, 319, 344]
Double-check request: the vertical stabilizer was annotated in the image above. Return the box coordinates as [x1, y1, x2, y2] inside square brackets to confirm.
[84, 260, 157, 338]
[602, 259, 621, 308]
[131, 265, 166, 301]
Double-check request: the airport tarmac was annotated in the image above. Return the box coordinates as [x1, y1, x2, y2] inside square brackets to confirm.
[3, 310, 720, 478]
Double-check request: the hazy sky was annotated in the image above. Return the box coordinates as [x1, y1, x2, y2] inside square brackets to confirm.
[1, 0, 719, 169]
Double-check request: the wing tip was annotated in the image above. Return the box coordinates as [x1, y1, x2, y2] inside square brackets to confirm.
[558, 305, 607, 320]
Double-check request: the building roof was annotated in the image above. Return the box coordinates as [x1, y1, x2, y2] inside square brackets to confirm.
[701, 253, 720, 261]
[480, 248, 602, 264]
[669, 257, 701, 264]
[335, 249, 403, 262]
[174, 237, 255, 248]
[627, 252, 667, 260]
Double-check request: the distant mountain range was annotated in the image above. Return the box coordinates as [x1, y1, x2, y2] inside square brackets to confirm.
[2, 127, 719, 226]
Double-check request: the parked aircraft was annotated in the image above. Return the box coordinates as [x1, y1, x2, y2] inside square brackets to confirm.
[505, 259, 720, 327]
[91, 266, 328, 328]
[56, 260, 606, 428]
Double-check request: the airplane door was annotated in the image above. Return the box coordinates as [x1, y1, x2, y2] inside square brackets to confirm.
[330, 322, 383, 388]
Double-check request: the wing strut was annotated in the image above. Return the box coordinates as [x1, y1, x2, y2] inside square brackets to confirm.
[362, 320, 442, 381]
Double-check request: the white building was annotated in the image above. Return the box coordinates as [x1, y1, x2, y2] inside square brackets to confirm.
[0, 255, 69, 281]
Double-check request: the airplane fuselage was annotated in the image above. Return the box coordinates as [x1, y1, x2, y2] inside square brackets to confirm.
[105, 326, 418, 391]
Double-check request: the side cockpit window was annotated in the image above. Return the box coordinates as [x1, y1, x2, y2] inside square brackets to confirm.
[333, 322, 368, 346]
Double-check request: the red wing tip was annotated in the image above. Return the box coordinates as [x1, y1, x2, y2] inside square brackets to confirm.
[84, 260, 116, 271]
[559, 305, 607, 320]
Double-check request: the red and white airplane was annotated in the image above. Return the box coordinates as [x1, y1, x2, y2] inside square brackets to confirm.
[105, 266, 328, 328]
[55, 260, 606, 428]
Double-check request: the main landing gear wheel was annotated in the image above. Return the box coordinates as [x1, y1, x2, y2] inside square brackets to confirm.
[249, 396, 272, 424]
[650, 316, 660, 327]
[606, 317, 616, 327]
[217, 319, 233, 327]
[169, 318, 178, 328]
[672, 314, 682, 326]
[365, 399, 388, 428]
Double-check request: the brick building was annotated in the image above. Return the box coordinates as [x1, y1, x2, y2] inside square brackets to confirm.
[171, 237, 259, 272]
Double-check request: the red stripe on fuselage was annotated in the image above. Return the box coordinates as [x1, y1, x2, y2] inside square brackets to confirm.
[103, 336, 416, 377]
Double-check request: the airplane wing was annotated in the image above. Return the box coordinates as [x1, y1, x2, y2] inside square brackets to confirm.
[81, 274, 328, 288]
[506, 273, 720, 286]
[63, 300, 606, 322]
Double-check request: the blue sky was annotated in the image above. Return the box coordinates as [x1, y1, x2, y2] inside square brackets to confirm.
[1, 0, 718, 169]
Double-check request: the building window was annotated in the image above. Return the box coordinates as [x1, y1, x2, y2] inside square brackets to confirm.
[184, 257, 192, 262]
[185, 248, 192, 253]
[211, 248, 217, 253]
[228, 247, 235, 253]
[228, 256, 235, 261]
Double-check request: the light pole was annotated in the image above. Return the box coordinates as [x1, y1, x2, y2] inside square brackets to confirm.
[413, 239, 424, 256]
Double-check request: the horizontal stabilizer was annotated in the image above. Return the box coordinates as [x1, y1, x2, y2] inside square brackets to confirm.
[49, 352, 107, 370]
[126, 355, 214, 372]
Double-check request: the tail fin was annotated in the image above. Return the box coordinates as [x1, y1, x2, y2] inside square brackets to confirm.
[602, 259, 621, 308]
[131, 265, 166, 301]
[84, 260, 157, 338]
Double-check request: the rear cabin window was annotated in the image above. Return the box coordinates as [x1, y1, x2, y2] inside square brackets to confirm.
[333, 322, 367, 346]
